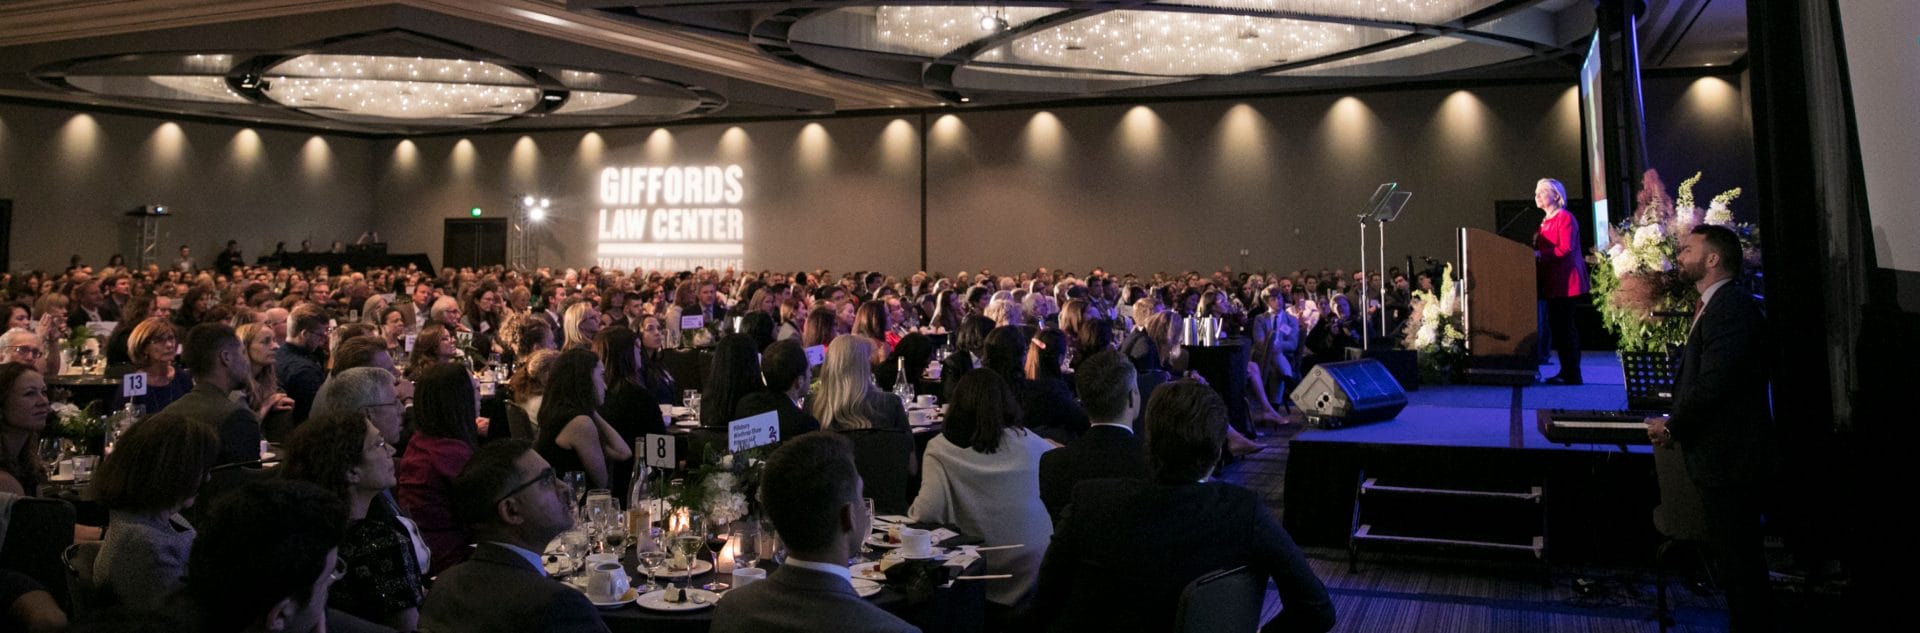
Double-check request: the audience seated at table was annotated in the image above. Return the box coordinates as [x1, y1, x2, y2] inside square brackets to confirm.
[157, 323, 263, 467]
[593, 325, 662, 493]
[283, 410, 423, 631]
[107, 318, 194, 415]
[711, 432, 921, 633]
[276, 304, 331, 425]
[812, 336, 914, 514]
[184, 480, 348, 633]
[397, 362, 483, 575]
[419, 439, 609, 633]
[908, 368, 1055, 610]
[534, 348, 631, 490]
[1018, 329, 1089, 445]
[1038, 350, 1150, 522]
[234, 323, 296, 441]
[737, 339, 822, 443]
[1030, 380, 1335, 633]
[88, 411, 217, 610]
[405, 323, 457, 381]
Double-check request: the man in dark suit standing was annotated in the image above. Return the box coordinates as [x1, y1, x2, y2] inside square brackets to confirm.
[711, 433, 920, 633]
[1031, 380, 1332, 633]
[420, 440, 608, 633]
[1039, 351, 1149, 522]
[736, 340, 823, 442]
[1647, 224, 1776, 632]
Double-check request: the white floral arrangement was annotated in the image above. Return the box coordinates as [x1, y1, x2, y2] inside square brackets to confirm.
[1400, 264, 1467, 382]
[701, 472, 750, 525]
[1589, 170, 1758, 351]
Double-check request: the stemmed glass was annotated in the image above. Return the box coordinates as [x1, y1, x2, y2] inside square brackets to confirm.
[856, 497, 876, 561]
[636, 544, 669, 593]
[668, 514, 707, 597]
[730, 522, 761, 570]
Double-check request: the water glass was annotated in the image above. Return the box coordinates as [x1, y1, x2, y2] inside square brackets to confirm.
[637, 548, 669, 592]
[730, 522, 761, 570]
[584, 489, 617, 529]
[560, 529, 591, 576]
[600, 512, 630, 553]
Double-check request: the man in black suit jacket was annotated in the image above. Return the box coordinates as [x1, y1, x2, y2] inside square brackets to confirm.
[712, 433, 920, 633]
[1031, 381, 1334, 633]
[1040, 351, 1149, 522]
[737, 340, 824, 442]
[420, 440, 608, 633]
[1648, 224, 1776, 632]
[160, 324, 265, 467]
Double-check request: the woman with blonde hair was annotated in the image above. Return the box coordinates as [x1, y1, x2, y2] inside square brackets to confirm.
[810, 336, 909, 432]
[506, 348, 560, 440]
[234, 323, 295, 426]
[811, 335, 915, 513]
[562, 301, 602, 350]
[984, 298, 1025, 329]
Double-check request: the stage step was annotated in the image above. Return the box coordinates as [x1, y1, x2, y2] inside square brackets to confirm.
[1360, 478, 1542, 502]
[1352, 524, 1546, 558]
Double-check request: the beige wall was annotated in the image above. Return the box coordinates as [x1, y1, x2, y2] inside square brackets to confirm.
[0, 102, 374, 271]
[0, 72, 1753, 277]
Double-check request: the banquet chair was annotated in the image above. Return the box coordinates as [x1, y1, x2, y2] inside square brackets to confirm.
[0, 497, 77, 612]
[1173, 566, 1265, 633]
[1652, 442, 1713, 633]
[505, 401, 537, 440]
[62, 541, 105, 618]
[843, 428, 915, 515]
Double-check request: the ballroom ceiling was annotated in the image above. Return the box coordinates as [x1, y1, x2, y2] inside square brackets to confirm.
[0, 0, 1746, 134]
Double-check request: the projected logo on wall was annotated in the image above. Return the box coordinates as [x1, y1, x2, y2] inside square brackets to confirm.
[596, 165, 745, 271]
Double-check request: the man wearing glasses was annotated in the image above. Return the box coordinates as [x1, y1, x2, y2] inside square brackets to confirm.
[0, 329, 49, 374]
[420, 440, 607, 633]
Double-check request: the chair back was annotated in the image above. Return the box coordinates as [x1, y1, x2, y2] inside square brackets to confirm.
[0, 497, 77, 611]
[1653, 443, 1710, 541]
[63, 541, 107, 617]
[1174, 566, 1265, 633]
[841, 428, 915, 515]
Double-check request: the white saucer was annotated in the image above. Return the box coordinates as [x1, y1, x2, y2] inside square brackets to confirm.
[587, 588, 639, 608]
[636, 588, 718, 611]
[888, 547, 945, 560]
[864, 533, 901, 548]
[851, 578, 883, 598]
[639, 559, 714, 577]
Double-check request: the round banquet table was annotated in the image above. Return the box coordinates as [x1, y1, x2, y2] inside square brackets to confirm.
[593, 525, 986, 633]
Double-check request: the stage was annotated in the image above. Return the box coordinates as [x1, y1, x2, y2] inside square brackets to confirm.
[1281, 352, 1664, 567]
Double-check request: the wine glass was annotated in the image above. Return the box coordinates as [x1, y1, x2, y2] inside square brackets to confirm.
[858, 497, 876, 559]
[637, 546, 669, 593]
[36, 437, 65, 476]
[601, 511, 630, 554]
[560, 529, 590, 577]
[584, 490, 616, 528]
[670, 532, 705, 594]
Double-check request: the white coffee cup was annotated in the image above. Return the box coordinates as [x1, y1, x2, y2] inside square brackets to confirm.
[731, 566, 766, 589]
[916, 394, 937, 407]
[899, 527, 933, 558]
[585, 561, 630, 601]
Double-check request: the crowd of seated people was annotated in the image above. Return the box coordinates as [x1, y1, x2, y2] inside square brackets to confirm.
[0, 253, 1364, 633]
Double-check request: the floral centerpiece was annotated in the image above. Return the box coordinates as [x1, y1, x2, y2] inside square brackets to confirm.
[1401, 264, 1467, 383]
[49, 401, 103, 453]
[660, 445, 770, 528]
[1588, 170, 1761, 351]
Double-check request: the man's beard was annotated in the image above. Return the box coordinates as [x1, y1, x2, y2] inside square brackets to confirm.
[1679, 260, 1706, 284]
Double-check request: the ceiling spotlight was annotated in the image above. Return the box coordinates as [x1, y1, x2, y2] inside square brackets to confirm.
[959, 96, 971, 103]
[529, 207, 547, 222]
[539, 198, 550, 208]
[543, 93, 563, 101]
[522, 195, 536, 206]
[980, 14, 1008, 32]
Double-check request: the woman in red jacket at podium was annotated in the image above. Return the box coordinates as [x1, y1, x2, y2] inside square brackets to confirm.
[1535, 178, 1590, 384]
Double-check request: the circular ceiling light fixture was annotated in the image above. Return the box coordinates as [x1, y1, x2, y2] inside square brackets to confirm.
[38, 47, 726, 131]
[713, 0, 1581, 101]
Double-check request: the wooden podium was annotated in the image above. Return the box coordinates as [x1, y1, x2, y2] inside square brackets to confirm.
[1457, 228, 1540, 384]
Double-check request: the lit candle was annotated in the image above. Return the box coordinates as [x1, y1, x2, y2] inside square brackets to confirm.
[716, 537, 735, 574]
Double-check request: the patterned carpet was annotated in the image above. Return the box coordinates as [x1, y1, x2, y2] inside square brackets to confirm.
[1219, 413, 1736, 633]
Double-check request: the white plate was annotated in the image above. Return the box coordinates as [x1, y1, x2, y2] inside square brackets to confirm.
[672, 420, 700, 428]
[587, 588, 639, 608]
[636, 588, 718, 611]
[865, 533, 901, 548]
[885, 547, 946, 561]
[639, 559, 714, 577]
[851, 578, 883, 598]
[849, 561, 887, 582]
[541, 553, 580, 576]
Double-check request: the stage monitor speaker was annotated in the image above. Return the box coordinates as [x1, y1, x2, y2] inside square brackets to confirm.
[1290, 359, 1408, 428]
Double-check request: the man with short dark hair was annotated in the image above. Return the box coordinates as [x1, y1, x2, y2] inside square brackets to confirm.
[1646, 223, 1775, 631]
[1031, 380, 1333, 633]
[186, 480, 347, 633]
[277, 304, 331, 425]
[711, 433, 918, 633]
[735, 339, 822, 443]
[160, 323, 264, 466]
[419, 440, 606, 633]
[67, 280, 108, 329]
[1038, 350, 1149, 522]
